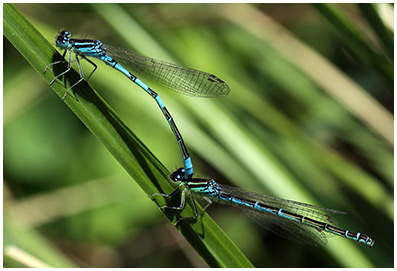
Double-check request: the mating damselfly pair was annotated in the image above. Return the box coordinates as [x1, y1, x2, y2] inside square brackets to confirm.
[45, 30, 374, 248]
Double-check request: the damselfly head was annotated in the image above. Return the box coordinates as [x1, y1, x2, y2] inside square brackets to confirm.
[170, 168, 185, 184]
[55, 30, 71, 49]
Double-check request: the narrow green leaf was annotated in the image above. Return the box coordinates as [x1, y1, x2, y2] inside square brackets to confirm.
[358, 3, 394, 60]
[312, 3, 393, 82]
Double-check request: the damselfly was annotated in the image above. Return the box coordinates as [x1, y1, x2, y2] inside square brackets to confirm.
[151, 168, 375, 247]
[44, 30, 230, 180]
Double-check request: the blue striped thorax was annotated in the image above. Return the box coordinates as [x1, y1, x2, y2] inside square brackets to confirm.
[170, 168, 222, 196]
[55, 30, 107, 58]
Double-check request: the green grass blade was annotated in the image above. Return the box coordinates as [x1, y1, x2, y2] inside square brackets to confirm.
[357, 3, 394, 60]
[4, 214, 76, 267]
[312, 3, 393, 82]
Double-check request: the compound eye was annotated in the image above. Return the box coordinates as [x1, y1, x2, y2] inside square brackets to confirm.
[64, 31, 71, 38]
[172, 173, 182, 182]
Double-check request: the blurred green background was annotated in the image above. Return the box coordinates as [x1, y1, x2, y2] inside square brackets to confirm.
[3, 3, 393, 268]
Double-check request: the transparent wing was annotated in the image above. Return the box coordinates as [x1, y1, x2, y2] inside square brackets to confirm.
[213, 184, 345, 246]
[218, 184, 345, 224]
[106, 45, 230, 98]
[244, 207, 329, 246]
